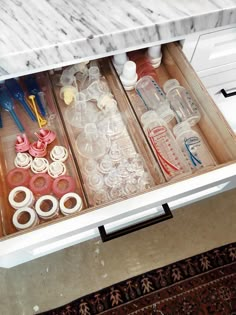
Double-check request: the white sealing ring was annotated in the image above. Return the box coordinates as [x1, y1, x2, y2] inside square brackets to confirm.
[12, 207, 38, 230]
[59, 192, 83, 216]
[31, 158, 49, 174]
[14, 153, 32, 169]
[35, 195, 59, 219]
[50, 146, 68, 162]
[48, 161, 66, 178]
[8, 186, 35, 209]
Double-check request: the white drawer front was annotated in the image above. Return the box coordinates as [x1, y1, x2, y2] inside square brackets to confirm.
[201, 71, 236, 133]
[1, 163, 236, 268]
[192, 28, 236, 71]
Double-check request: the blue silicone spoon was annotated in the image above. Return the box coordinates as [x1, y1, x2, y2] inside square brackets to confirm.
[5, 78, 36, 121]
[24, 75, 46, 117]
[0, 86, 24, 132]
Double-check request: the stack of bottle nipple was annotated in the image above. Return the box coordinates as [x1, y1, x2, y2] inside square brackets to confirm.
[58, 61, 154, 205]
[112, 45, 216, 181]
[0, 76, 83, 231]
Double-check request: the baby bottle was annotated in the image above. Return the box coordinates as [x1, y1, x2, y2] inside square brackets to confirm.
[173, 122, 216, 171]
[163, 79, 201, 126]
[135, 76, 175, 123]
[141, 110, 192, 181]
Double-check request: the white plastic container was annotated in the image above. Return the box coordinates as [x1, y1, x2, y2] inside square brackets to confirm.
[141, 110, 192, 181]
[163, 79, 201, 126]
[173, 122, 216, 171]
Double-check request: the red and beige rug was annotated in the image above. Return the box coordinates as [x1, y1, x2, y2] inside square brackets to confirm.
[41, 242, 236, 315]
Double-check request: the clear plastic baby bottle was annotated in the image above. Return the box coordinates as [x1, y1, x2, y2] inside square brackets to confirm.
[135, 76, 175, 123]
[163, 79, 201, 126]
[141, 110, 192, 181]
[173, 122, 216, 171]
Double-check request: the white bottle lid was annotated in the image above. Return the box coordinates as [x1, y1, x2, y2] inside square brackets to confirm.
[120, 61, 138, 90]
[112, 53, 129, 75]
[48, 161, 66, 178]
[35, 195, 59, 219]
[14, 153, 32, 169]
[59, 192, 83, 215]
[147, 45, 162, 68]
[50, 146, 68, 162]
[31, 158, 49, 174]
[12, 207, 38, 230]
[113, 53, 129, 66]
[9, 186, 35, 209]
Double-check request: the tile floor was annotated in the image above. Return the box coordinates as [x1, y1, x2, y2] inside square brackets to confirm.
[0, 189, 236, 315]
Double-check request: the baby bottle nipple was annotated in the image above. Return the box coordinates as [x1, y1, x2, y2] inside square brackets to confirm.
[76, 123, 110, 159]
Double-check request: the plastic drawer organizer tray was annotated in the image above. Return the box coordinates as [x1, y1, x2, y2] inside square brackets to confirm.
[0, 73, 87, 236]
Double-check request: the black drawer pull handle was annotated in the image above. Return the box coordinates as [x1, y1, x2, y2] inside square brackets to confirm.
[98, 203, 173, 242]
[221, 88, 236, 98]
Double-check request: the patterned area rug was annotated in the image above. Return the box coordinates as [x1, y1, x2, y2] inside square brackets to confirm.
[41, 243, 236, 315]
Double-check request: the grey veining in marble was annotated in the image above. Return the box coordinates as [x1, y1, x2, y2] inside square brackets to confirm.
[1, 0, 236, 79]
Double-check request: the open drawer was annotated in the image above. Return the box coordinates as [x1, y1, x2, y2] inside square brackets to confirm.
[0, 43, 236, 268]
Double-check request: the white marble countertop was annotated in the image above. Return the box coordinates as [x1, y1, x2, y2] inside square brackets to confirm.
[1, 0, 236, 79]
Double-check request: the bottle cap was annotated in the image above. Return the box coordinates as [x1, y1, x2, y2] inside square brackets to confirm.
[112, 53, 129, 75]
[120, 61, 138, 90]
[8, 186, 35, 209]
[35, 195, 59, 220]
[113, 53, 129, 66]
[35, 129, 56, 144]
[29, 140, 47, 157]
[50, 146, 68, 162]
[52, 175, 76, 198]
[59, 192, 83, 216]
[147, 45, 162, 68]
[12, 207, 38, 230]
[48, 161, 66, 178]
[14, 153, 32, 169]
[31, 158, 49, 173]
[7, 168, 30, 189]
[29, 173, 53, 196]
[163, 79, 180, 94]
[15, 134, 30, 153]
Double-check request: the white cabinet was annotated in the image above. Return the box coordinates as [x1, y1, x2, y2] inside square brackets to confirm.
[191, 28, 236, 72]
[201, 67, 236, 133]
